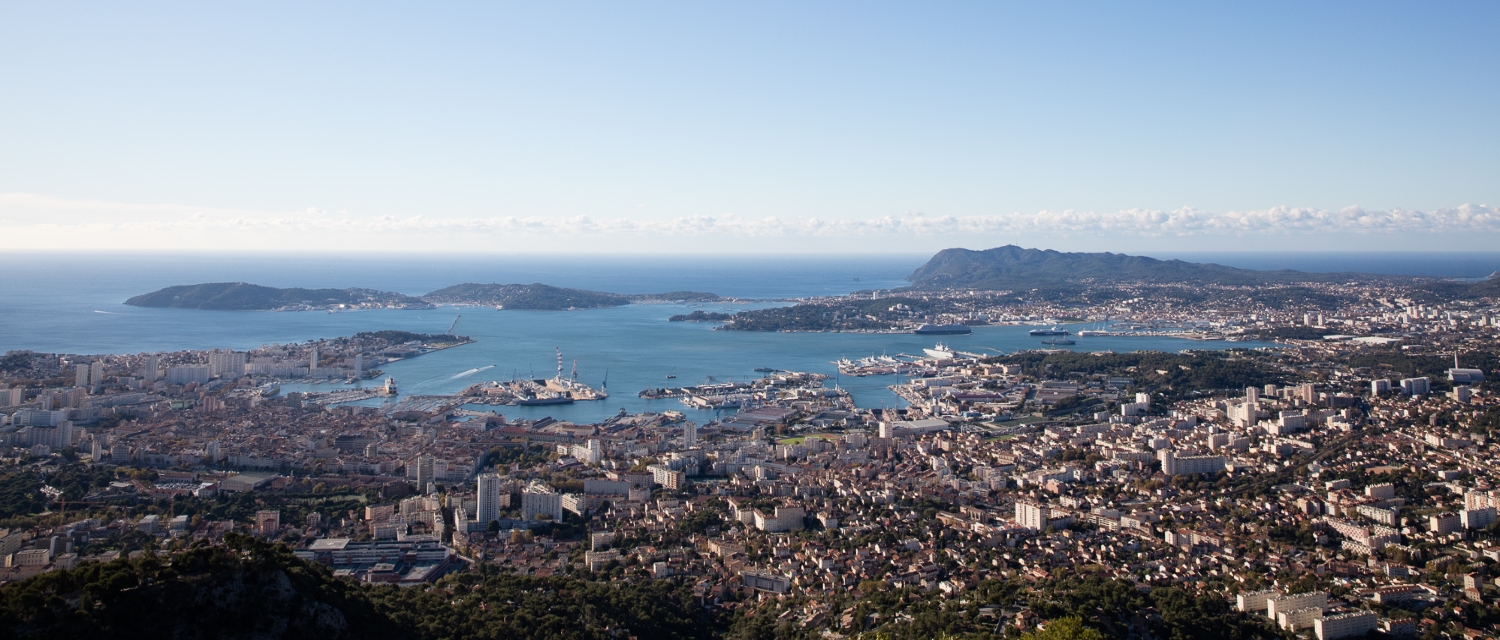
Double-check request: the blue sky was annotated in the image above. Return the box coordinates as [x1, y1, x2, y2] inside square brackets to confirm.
[2, 2, 1498, 252]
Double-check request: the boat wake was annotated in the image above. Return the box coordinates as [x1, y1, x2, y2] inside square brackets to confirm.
[93, 310, 138, 316]
[450, 364, 495, 380]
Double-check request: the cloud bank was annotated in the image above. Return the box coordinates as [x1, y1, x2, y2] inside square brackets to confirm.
[2, 193, 1497, 252]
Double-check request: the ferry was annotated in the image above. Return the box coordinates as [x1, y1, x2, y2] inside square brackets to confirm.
[1028, 327, 1070, 336]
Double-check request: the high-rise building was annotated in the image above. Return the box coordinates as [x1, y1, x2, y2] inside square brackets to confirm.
[1245, 386, 1259, 402]
[309, 348, 319, 373]
[165, 366, 210, 386]
[477, 473, 503, 525]
[354, 353, 364, 374]
[208, 349, 246, 378]
[75, 364, 90, 388]
[90, 361, 104, 387]
[142, 355, 159, 381]
[415, 454, 435, 492]
[522, 483, 563, 521]
[1015, 501, 1047, 531]
[1399, 377, 1430, 395]
[1370, 379, 1391, 395]
[684, 422, 697, 448]
[1, 386, 23, 407]
[1159, 449, 1226, 476]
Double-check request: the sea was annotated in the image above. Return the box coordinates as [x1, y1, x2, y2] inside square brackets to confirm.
[2, 251, 1496, 424]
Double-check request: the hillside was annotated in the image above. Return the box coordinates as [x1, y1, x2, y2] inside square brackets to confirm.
[0, 537, 1284, 639]
[905, 245, 1383, 290]
[1416, 274, 1500, 301]
[420, 283, 632, 309]
[124, 282, 430, 310]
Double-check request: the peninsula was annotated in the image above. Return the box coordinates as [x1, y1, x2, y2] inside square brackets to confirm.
[123, 282, 431, 311]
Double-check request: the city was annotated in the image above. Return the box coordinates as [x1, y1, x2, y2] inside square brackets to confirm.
[4, 1, 1498, 638]
[1, 274, 1497, 639]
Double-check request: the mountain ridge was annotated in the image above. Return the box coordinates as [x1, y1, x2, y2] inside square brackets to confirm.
[905, 245, 1400, 290]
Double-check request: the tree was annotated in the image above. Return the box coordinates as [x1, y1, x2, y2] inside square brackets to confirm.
[1021, 616, 1106, 640]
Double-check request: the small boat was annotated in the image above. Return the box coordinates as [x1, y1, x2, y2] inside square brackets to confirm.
[665, 374, 677, 379]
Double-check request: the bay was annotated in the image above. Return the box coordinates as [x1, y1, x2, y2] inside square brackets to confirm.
[1, 252, 1301, 424]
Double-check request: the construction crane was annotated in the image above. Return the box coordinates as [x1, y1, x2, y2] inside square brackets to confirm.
[555, 347, 563, 379]
[447, 314, 461, 335]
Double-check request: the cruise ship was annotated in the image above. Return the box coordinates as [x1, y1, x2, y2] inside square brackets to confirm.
[913, 323, 972, 335]
[1028, 326, 1070, 336]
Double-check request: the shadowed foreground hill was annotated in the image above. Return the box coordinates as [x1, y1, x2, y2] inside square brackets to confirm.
[124, 282, 429, 310]
[906, 245, 1385, 290]
[0, 535, 1287, 640]
[0, 535, 709, 640]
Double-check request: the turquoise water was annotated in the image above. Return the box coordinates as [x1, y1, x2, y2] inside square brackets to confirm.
[0, 252, 1287, 423]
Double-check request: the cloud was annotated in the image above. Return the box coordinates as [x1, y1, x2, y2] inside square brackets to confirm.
[1, 192, 1497, 251]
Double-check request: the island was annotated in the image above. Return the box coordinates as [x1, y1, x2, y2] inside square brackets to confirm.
[123, 282, 431, 311]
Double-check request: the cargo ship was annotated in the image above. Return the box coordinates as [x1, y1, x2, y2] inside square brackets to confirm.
[913, 323, 972, 335]
[1028, 327, 1070, 336]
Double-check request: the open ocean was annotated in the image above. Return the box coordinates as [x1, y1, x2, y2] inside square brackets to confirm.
[2, 251, 1496, 423]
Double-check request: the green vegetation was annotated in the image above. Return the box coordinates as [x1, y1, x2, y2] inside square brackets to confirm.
[987, 350, 1282, 402]
[669, 310, 733, 322]
[0, 466, 115, 520]
[723, 296, 953, 331]
[351, 330, 463, 344]
[124, 282, 428, 310]
[1020, 616, 1105, 640]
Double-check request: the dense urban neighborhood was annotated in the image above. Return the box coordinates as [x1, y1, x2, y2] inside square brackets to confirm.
[3, 265, 1500, 639]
